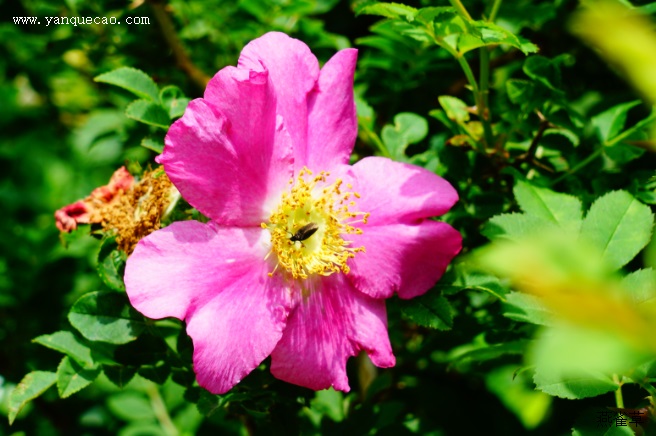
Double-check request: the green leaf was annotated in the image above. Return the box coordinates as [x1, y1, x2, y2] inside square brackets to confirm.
[486, 366, 551, 429]
[482, 213, 557, 241]
[33, 331, 94, 367]
[533, 368, 618, 399]
[451, 341, 528, 371]
[399, 293, 453, 330]
[591, 100, 640, 144]
[125, 99, 170, 128]
[355, 2, 418, 20]
[381, 112, 428, 160]
[98, 236, 126, 292]
[103, 365, 137, 388]
[503, 292, 554, 326]
[68, 291, 146, 344]
[580, 190, 654, 270]
[8, 371, 57, 424]
[514, 180, 584, 233]
[107, 392, 156, 421]
[141, 136, 164, 154]
[56, 356, 100, 398]
[94, 67, 159, 101]
[622, 268, 656, 305]
[414, 6, 456, 25]
[310, 389, 345, 423]
[159, 85, 190, 119]
[523, 55, 574, 93]
[438, 96, 469, 124]
[458, 21, 538, 55]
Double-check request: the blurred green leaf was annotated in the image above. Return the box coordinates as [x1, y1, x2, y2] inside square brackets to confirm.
[592, 101, 641, 143]
[56, 356, 100, 398]
[103, 365, 137, 389]
[8, 371, 56, 425]
[107, 391, 156, 421]
[438, 96, 469, 124]
[95, 67, 159, 102]
[355, 2, 418, 20]
[503, 292, 554, 326]
[381, 112, 428, 160]
[68, 291, 146, 344]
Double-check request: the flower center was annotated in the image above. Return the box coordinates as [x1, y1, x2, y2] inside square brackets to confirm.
[262, 168, 368, 280]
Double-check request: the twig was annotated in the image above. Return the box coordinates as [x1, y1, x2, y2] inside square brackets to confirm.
[148, 0, 211, 90]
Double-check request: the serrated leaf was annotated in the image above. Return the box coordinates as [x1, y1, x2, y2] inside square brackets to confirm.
[580, 190, 654, 270]
[399, 293, 453, 330]
[503, 292, 554, 326]
[33, 331, 93, 367]
[514, 181, 584, 233]
[56, 356, 100, 398]
[381, 112, 428, 160]
[95, 67, 159, 101]
[68, 291, 146, 344]
[591, 100, 641, 143]
[533, 368, 618, 399]
[8, 371, 57, 424]
[125, 99, 170, 128]
[355, 2, 418, 20]
[98, 236, 126, 292]
[482, 213, 557, 241]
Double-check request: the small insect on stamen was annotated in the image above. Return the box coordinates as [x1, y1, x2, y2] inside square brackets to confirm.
[290, 222, 319, 242]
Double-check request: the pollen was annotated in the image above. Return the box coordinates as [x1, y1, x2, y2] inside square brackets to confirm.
[262, 168, 368, 280]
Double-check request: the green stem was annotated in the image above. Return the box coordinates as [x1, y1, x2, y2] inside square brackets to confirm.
[448, 0, 472, 20]
[488, 0, 503, 22]
[147, 383, 179, 436]
[613, 374, 625, 408]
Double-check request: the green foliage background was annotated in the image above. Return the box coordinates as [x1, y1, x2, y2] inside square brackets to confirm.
[2, 0, 656, 435]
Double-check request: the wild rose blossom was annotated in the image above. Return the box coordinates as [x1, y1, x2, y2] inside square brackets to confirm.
[125, 32, 462, 393]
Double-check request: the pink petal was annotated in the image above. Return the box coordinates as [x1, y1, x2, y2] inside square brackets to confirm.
[125, 221, 271, 320]
[186, 269, 293, 394]
[347, 221, 462, 299]
[237, 32, 320, 167]
[306, 49, 358, 170]
[159, 97, 293, 226]
[270, 275, 394, 392]
[348, 157, 459, 226]
[125, 220, 296, 394]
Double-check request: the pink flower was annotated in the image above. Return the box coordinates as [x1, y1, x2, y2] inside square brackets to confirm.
[124, 32, 461, 394]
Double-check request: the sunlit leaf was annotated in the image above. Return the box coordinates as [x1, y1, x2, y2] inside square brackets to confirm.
[94, 67, 159, 101]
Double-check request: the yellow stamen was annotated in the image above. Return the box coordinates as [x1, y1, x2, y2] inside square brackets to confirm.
[262, 167, 367, 280]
